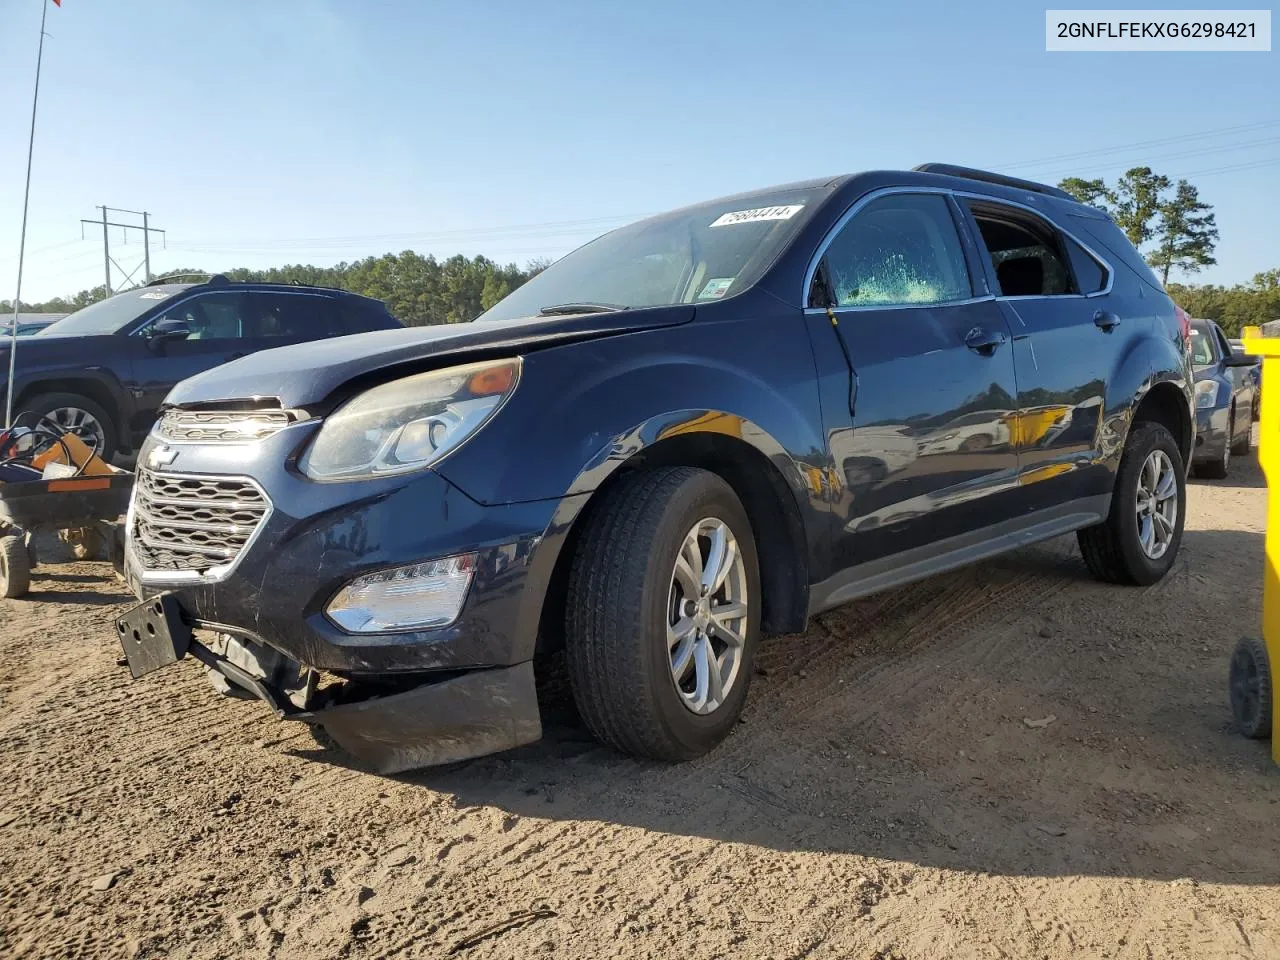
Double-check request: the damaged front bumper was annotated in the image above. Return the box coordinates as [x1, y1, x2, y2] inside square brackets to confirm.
[114, 593, 541, 774]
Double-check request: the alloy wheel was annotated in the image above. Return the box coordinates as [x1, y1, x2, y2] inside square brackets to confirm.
[1135, 449, 1178, 560]
[666, 517, 749, 715]
[42, 406, 106, 454]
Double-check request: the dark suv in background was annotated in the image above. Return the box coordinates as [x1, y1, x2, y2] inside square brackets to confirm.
[116, 165, 1195, 773]
[0, 274, 401, 459]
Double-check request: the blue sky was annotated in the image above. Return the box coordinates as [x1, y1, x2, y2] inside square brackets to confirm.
[1, 0, 1276, 302]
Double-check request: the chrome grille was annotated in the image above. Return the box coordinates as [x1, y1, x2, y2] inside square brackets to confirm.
[128, 469, 270, 577]
[156, 409, 295, 443]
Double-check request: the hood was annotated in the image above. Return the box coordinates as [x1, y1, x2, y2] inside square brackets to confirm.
[167, 306, 695, 408]
[0, 333, 117, 369]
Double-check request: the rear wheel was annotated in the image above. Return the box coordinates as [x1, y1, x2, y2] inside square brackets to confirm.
[1078, 421, 1186, 585]
[564, 466, 761, 761]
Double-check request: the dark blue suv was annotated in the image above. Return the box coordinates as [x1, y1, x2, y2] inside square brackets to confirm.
[1, 274, 400, 460]
[116, 165, 1195, 773]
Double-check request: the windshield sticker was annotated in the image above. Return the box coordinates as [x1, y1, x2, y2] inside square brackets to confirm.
[138, 291, 172, 300]
[709, 204, 804, 228]
[698, 278, 735, 300]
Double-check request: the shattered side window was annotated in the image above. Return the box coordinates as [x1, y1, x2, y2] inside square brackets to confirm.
[822, 194, 972, 308]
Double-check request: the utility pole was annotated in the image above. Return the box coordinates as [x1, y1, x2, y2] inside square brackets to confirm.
[142, 211, 152, 282]
[100, 206, 110, 295]
[80, 206, 165, 295]
[6, 0, 51, 431]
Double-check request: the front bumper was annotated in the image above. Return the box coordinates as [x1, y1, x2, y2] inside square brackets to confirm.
[119, 423, 587, 770]
[115, 593, 540, 773]
[125, 423, 585, 674]
[1193, 404, 1230, 464]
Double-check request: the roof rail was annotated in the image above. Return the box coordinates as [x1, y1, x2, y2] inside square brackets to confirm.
[912, 163, 1075, 201]
[145, 272, 230, 287]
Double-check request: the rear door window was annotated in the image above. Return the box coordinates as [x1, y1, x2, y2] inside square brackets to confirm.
[965, 202, 1076, 297]
[819, 193, 972, 307]
[242, 293, 340, 338]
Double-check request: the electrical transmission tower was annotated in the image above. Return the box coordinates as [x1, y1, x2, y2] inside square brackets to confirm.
[79, 206, 166, 294]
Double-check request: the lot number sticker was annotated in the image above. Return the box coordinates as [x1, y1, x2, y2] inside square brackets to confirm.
[710, 204, 804, 227]
[698, 278, 735, 299]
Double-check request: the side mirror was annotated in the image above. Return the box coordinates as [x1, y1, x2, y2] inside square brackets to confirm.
[147, 317, 191, 349]
[1225, 353, 1258, 368]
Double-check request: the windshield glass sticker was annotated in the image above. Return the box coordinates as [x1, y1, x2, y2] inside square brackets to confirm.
[709, 204, 804, 227]
[139, 291, 173, 300]
[698, 278, 735, 300]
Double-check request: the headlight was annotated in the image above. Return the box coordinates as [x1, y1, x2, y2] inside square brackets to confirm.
[1194, 380, 1222, 409]
[299, 358, 521, 481]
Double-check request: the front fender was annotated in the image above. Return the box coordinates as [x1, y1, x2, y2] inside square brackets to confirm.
[435, 316, 826, 508]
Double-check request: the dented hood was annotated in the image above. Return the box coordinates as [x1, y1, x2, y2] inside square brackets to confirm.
[167, 306, 694, 409]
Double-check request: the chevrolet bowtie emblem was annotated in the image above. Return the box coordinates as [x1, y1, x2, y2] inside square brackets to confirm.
[147, 445, 179, 468]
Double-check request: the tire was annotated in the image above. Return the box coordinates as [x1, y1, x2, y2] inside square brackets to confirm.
[17, 391, 117, 462]
[1232, 416, 1252, 456]
[1078, 421, 1186, 586]
[63, 526, 108, 561]
[0, 534, 31, 599]
[1230, 638, 1272, 740]
[564, 466, 762, 761]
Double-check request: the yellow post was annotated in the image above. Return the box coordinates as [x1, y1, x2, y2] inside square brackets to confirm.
[1240, 325, 1280, 764]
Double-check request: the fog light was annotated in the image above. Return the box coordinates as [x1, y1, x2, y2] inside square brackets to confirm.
[325, 554, 476, 633]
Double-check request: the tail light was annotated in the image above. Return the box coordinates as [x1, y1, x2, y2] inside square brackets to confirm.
[1174, 305, 1192, 355]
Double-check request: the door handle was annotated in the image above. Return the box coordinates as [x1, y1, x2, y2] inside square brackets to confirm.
[964, 327, 1006, 356]
[1093, 310, 1121, 331]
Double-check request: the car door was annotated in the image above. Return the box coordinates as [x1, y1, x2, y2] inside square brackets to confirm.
[815, 191, 1020, 570]
[127, 291, 259, 435]
[959, 197, 1123, 510]
[1212, 321, 1253, 427]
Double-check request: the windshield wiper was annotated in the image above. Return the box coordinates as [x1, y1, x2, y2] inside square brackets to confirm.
[537, 302, 626, 316]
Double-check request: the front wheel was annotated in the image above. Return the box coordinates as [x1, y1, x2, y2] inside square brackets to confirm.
[18, 391, 117, 462]
[1232, 416, 1252, 456]
[1078, 421, 1186, 586]
[564, 466, 761, 761]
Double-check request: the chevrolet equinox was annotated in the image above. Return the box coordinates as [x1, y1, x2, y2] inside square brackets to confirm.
[116, 164, 1196, 773]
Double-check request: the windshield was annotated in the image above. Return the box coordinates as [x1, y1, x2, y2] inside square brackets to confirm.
[477, 187, 825, 323]
[1190, 328, 1215, 365]
[37, 287, 185, 337]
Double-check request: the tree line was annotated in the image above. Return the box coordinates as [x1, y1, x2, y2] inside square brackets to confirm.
[5, 252, 549, 328]
[7, 168, 1278, 335]
[1057, 166, 1277, 335]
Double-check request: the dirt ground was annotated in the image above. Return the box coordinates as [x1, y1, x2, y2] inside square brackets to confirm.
[3, 440, 1279, 960]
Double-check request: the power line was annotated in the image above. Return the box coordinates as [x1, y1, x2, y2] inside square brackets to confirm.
[1000, 119, 1280, 171]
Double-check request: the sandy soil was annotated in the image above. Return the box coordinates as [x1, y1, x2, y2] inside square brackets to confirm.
[2, 440, 1278, 960]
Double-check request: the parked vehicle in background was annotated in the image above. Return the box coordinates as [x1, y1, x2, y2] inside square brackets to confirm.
[1229, 336, 1263, 420]
[1190, 318, 1258, 478]
[0, 275, 401, 460]
[115, 164, 1195, 773]
[1, 316, 63, 337]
